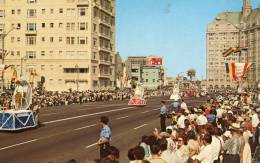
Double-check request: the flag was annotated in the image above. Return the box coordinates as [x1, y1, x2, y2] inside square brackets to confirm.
[225, 63, 229, 74]
[231, 63, 237, 81]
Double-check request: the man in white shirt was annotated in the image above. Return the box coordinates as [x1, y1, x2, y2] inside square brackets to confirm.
[196, 109, 208, 126]
[252, 109, 259, 128]
[195, 133, 214, 163]
[180, 99, 188, 112]
[177, 111, 187, 129]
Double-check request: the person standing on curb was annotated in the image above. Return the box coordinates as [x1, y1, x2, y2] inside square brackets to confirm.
[97, 116, 112, 160]
[160, 101, 168, 132]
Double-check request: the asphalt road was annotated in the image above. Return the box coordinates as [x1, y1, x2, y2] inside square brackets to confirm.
[0, 96, 206, 163]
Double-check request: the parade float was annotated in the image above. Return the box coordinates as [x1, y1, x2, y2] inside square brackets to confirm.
[170, 84, 180, 101]
[128, 83, 147, 106]
[0, 79, 39, 131]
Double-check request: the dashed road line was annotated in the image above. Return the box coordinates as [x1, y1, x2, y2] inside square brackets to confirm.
[74, 124, 97, 131]
[42, 107, 134, 125]
[134, 124, 148, 130]
[116, 116, 129, 120]
[141, 111, 150, 114]
[0, 139, 38, 151]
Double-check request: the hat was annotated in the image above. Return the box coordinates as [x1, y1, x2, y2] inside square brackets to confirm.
[256, 108, 260, 113]
[159, 132, 170, 138]
[223, 131, 232, 138]
[227, 110, 233, 114]
[231, 123, 240, 130]
[197, 109, 203, 113]
[194, 108, 198, 112]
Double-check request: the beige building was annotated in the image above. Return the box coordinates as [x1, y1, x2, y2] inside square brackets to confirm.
[0, 0, 116, 91]
[207, 0, 260, 89]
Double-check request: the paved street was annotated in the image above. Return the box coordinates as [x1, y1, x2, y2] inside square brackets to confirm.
[0, 96, 205, 163]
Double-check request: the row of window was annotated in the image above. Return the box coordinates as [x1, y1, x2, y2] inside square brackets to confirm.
[11, 7, 87, 17]
[8, 50, 89, 58]
[10, 36, 89, 46]
[24, 22, 88, 31]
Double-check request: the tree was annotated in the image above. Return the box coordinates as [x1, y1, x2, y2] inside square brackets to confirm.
[187, 69, 196, 81]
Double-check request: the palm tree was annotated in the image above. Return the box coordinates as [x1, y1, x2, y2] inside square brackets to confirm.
[187, 69, 196, 81]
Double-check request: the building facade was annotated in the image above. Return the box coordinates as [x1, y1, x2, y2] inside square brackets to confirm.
[0, 0, 116, 91]
[142, 66, 161, 89]
[126, 56, 147, 83]
[206, 0, 260, 89]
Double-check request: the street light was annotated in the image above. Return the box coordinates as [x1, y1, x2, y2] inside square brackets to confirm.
[0, 27, 19, 91]
[75, 64, 79, 91]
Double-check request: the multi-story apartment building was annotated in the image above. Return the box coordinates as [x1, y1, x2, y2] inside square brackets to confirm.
[0, 0, 116, 91]
[126, 56, 147, 83]
[207, 0, 260, 89]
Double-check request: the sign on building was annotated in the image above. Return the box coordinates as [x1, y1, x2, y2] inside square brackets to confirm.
[147, 56, 163, 65]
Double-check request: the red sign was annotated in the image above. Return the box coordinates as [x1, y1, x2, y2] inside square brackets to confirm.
[147, 57, 163, 65]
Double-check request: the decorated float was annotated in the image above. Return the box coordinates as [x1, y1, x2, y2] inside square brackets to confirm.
[128, 83, 147, 106]
[0, 80, 38, 131]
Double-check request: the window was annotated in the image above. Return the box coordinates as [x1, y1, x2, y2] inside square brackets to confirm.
[59, 23, 63, 28]
[79, 22, 87, 30]
[93, 38, 97, 46]
[66, 23, 75, 31]
[11, 10, 15, 14]
[17, 51, 20, 56]
[41, 51, 45, 56]
[41, 65, 45, 71]
[17, 37, 20, 42]
[11, 37, 15, 43]
[50, 37, 54, 42]
[41, 37, 45, 42]
[50, 9, 54, 14]
[78, 8, 86, 16]
[17, 23, 21, 29]
[0, 10, 5, 17]
[26, 36, 36, 45]
[59, 37, 62, 42]
[50, 23, 54, 28]
[59, 8, 63, 13]
[42, 23, 45, 28]
[27, 9, 36, 17]
[42, 9, 46, 14]
[26, 51, 36, 59]
[66, 8, 75, 16]
[146, 79, 148, 82]
[50, 65, 54, 70]
[17, 9, 21, 15]
[27, 0, 37, 3]
[93, 24, 97, 32]
[27, 23, 36, 31]
[92, 66, 96, 74]
[66, 37, 75, 45]
[79, 37, 87, 44]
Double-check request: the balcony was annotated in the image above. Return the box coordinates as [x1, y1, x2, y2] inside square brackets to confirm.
[99, 33, 111, 40]
[25, 30, 37, 36]
[99, 46, 111, 53]
[77, 0, 89, 7]
[98, 73, 110, 79]
[99, 19, 111, 28]
[99, 59, 111, 66]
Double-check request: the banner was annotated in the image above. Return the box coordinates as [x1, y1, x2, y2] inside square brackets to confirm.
[225, 62, 251, 81]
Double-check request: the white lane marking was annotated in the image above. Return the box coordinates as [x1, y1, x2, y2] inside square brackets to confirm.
[85, 143, 98, 149]
[116, 116, 129, 120]
[74, 124, 97, 131]
[141, 111, 149, 114]
[152, 108, 160, 111]
[42, 107, 134, 125]
[134, 124, 148, 130]
[0, 139, 38, 151]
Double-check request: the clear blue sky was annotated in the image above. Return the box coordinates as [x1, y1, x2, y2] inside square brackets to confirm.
[116, 0, 259, 79]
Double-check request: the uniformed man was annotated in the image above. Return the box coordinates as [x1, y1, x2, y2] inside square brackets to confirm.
[97, 116, 112, 160]
[160, 100, 168, 132]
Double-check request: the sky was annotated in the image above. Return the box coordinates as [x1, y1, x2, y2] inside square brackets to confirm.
[116, 0, 260, 79]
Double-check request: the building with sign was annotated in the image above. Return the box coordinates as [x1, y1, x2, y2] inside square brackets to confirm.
[125, 55, 164, 89]
[0, 0, 116, 91]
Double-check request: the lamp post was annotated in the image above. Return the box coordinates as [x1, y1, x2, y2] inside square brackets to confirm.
[75, 64, 79, 91]
[0, 27, 19, 91]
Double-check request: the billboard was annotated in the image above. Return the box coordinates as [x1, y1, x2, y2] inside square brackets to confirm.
[147, 56, 163, 65]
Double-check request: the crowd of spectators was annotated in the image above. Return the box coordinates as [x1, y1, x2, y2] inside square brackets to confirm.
[85, 89, 260, 163]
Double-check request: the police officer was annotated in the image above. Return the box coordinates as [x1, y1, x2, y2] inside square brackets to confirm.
[160, 101, 168, 132]
[97, 116, 112, 160]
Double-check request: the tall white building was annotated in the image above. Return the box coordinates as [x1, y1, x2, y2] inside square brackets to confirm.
[206, 0, 260, 89]
[0, 0, 116, 91]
